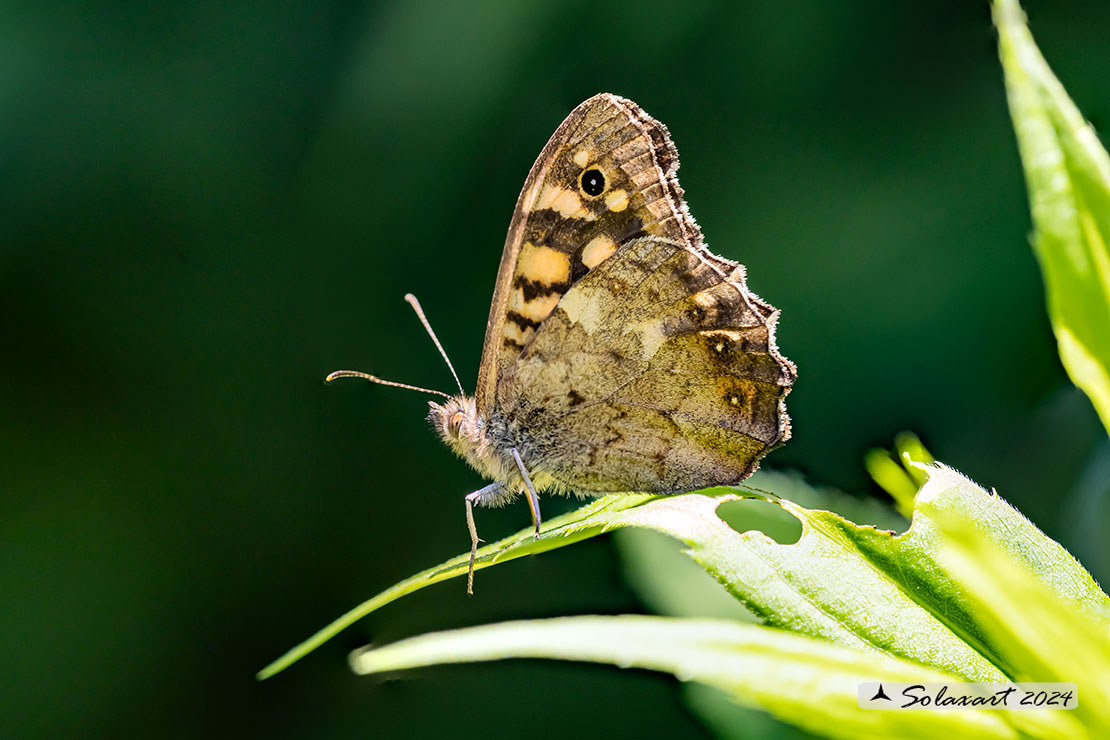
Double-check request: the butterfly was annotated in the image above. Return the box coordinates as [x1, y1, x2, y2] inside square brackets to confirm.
[330, 94, 796, 592]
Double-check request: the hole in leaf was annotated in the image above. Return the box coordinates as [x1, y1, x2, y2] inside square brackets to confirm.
[715, 498, 802, 544]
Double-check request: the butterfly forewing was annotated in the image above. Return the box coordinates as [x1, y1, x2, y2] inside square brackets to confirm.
[475, 94, 701, 414]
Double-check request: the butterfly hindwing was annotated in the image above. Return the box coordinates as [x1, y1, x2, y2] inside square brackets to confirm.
[500, 235, 795, 493]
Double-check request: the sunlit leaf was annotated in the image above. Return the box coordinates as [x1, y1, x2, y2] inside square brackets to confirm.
[340, 463, 1105, 739]
[350, 615, 1018, 740]
[994, 0, 1110, 434]
[927, 490, 1110, 738]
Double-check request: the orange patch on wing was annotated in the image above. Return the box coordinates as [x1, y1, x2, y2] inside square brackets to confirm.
[581, 234, 617, 269]
[536, 185, 591, 219]
[518, 242, 571, 285]
[604, 189, 629, 212]
[509, 285, 561, 323]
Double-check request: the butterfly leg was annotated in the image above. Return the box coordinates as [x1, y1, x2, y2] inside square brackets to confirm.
[464, 482, 503, 595]
[509, 447, 542, 539]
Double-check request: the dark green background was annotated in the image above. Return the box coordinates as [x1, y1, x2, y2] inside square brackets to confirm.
[4, 1, 1108, 738]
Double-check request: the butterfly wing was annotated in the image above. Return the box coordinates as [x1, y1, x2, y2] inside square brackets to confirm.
[479, 93, 794, 493]
[503, 234, 795, 493]
[475, 94, 700, 415]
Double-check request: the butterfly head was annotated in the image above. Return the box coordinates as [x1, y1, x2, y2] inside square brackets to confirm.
[428, 395, 485, 457]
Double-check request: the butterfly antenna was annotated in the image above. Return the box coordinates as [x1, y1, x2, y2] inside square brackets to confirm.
[404, 293, 465, 396]
[324, 370, 452, 399]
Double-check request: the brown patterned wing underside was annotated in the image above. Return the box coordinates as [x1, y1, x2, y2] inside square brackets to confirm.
[475, 94, 701, 416]
[502, 235, 796, 494]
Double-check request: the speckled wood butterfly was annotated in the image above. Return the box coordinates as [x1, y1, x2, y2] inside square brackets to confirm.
[330, 94, 795, 592]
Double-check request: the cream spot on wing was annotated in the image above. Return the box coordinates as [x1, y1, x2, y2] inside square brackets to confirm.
[605, 189, 629, 212]
[536, 185, 591, 219]
[518, 241, 571, 284]
[536, 185, 559, 210]
[581, 234, 617, 269]
[508, 285, 561, 322]
[553, 189, 589, 218]
[630, 318, 667, 360]
[573, 149, 591, 167]
[559, 287, 605, 333]
[503, 320, 532, 345]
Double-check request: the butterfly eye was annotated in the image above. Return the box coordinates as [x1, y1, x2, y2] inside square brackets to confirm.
[448, 412, 465, 436]
[579, 168, 606, 197]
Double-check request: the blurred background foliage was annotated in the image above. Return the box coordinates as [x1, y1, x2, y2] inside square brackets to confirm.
[3, 1, 1108, 738]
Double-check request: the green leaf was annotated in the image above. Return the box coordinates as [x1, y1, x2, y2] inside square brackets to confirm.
[854, 463, 1110, 685]
[912, 465, 1108, 618]
[256, 491, 660, 679]
[615, 463, 1106, 739]
[337, 463, 1105, 738]
[994, 0, 1110, 434]
[349, 615, 1019, 740]
[926, 492, 1110, 738]
[264, 452, 1108, 737]
[864, 432, 934, 518]
[614, 469, 905, 740]
[614, 469, 904, 625]
[604, 477, 1001, 683]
